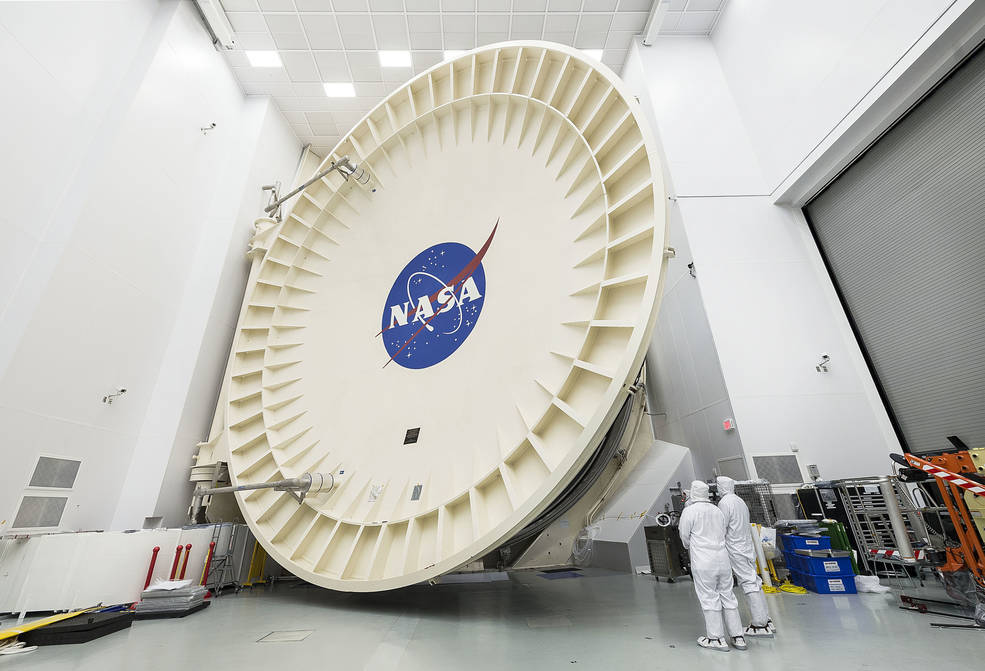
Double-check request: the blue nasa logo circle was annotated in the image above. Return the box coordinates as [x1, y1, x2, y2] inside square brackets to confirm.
[380, 241, 487, 369]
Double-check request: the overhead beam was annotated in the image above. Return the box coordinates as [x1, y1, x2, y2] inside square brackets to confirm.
[642, 0, 670, 46]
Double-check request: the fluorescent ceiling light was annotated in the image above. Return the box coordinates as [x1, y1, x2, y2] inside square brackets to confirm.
[582, 49, 604, 61]
[378, 50, 411, 67]
[246, 50, 282, 68]
[444, 50, 467, 61]
[323, 82, 356, 97]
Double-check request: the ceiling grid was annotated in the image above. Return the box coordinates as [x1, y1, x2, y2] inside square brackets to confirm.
[218, 0, 726, 155]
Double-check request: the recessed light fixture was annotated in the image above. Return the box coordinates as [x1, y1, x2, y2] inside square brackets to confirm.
[378, 50, 411, 67]
[246, 50, 282, 68]
[582, 49, 604, 61]
[443, 50, 467, 61]
[323, 82, 356, 97]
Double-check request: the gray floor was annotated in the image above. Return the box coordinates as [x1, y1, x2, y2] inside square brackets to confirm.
[5, 570, 979, 670]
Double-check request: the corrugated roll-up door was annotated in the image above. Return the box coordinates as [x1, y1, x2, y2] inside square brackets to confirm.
[805, 45, 985, 455]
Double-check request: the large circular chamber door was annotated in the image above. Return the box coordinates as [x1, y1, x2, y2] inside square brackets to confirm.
[226, 42, 669, 591]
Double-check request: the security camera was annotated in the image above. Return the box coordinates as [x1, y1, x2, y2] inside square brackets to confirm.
[815, 353, 831, 373]
[102, 387, 128, 404]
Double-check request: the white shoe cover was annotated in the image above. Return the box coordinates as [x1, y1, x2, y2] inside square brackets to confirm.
[744, 623, 774, 638]
[697, 636, 729, 652]
[730, 635, 748, 650]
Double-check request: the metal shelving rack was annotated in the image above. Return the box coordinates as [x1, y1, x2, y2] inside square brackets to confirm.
[733, 479, 778, 526]
[834, 476, 931, 581]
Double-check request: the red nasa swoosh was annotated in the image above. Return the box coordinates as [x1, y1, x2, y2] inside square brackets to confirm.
[381, 219, 498, 368]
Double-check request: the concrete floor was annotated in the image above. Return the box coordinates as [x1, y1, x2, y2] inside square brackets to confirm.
[5, 569, 979, 670]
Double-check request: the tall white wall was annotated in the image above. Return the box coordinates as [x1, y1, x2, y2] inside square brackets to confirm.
[0, 0, 301, 533]
[140, 102, 303, 529]
[621, 49, 743, 480]
[713, 0, 956, 193]
[643, 203, 744, 479]
[622, 0, 975, 482]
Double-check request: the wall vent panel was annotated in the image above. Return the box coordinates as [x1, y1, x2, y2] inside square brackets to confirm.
[29, 457, 81, 489]
[13, 496, 68, 529]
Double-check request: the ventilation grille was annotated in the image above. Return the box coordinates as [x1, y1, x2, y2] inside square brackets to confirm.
[29, 457, 81, 489]
[752, 455, 803, 484]
[716, 456, 749, 481]
[12, 496, 68, 529]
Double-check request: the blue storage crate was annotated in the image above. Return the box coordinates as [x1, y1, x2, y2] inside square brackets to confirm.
[779, 534, 831, 552]
[801, 554, 854, 575]
[789, 568, 857, 595]
[782, 550, 808, 573]
[784, 550, 853, 576]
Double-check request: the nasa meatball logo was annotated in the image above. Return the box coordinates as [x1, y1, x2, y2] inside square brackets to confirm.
[379, 221, 498, 369]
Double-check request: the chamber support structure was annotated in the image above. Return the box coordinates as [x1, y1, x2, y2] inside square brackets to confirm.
[197, 472, 334, 505]
[264, 155, 373, 217]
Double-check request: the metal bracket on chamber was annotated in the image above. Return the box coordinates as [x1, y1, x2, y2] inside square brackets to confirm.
[264, 155, 375, 218]
[198, 472, 335, 505]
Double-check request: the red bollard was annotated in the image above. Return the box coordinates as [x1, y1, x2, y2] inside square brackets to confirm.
[169, 545, 183, 580]
[144, 546, 161, 590]
[178, 543, 193, 580]
[200, 541, 216, 587]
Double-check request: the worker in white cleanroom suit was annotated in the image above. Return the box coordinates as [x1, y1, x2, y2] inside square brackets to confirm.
[716, 476, 776, 637]
[678, 480, 746, 652]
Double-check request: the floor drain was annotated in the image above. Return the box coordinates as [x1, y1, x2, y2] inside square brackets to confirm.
[257, 630, 313, 643]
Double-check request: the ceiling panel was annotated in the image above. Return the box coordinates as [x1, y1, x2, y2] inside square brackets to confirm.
[216, 0, 728, 157]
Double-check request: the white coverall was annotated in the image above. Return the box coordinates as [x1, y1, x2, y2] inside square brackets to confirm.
[678, 481, 742, 641]
[717, 476, 772, 629]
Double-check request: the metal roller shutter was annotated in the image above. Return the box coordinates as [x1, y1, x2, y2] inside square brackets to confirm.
[806, 46, 985, 455]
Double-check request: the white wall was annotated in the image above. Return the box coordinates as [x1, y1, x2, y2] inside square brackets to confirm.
[622, 0, 974, 482]
[0, 0, 301, 533]
[643, 203, 744, 479]
[142, 102, 303, 528]
[713, 0, 956, 193]
[620, 49, 743, 480]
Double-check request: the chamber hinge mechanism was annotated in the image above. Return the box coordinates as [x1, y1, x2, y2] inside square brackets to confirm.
[664, 246, 676, 258]
[261, 182, 282, 220]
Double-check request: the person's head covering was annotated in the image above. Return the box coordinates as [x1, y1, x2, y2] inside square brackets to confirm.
[716, 476, 735, 497]
[689, 480, 711, 503]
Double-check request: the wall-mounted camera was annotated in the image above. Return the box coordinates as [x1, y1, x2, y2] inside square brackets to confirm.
[102, 388, 128, 404]
[815, 353, 831, 373]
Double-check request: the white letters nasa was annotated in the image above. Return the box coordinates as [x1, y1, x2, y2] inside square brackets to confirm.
[436, 286, 457, 314]
[411, 293, 435, 326]
[389, 302, 410, 328]
[387, 277, 483, 330]
[458, 276, 482, 304]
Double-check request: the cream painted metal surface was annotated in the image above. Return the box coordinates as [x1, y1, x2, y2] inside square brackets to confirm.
[226, 42, 669, 591]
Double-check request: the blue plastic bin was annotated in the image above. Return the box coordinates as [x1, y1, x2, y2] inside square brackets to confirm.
[782, 550, 808, 573]
[802, 554, 853, 575]
[779, 534, 831, 552]
[783, 550, 853, 576]
[789, 568, 857, 594]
